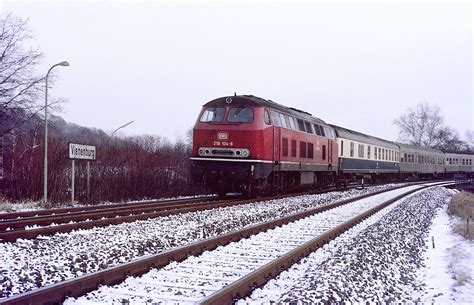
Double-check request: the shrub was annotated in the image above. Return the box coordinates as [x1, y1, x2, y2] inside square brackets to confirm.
[448, 192, 474, 239]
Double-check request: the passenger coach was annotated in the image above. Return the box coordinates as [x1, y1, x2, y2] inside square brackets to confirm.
[398, 144, 444, 178]
[329, 125, 399, 182]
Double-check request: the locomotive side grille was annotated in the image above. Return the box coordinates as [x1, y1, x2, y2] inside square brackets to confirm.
[212, 149, 234, 155]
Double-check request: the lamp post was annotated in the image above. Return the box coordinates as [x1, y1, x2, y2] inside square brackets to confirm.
[44, 61, 69, 205]
[110, 120, 135, 138]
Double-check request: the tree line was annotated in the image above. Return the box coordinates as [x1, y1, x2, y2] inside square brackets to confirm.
[1, 113, 196, 205]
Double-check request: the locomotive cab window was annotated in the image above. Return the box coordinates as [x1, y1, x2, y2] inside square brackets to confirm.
[270, 111, 281, 126]
[228, 107, 254, 123]
[279, 113, 288, 128]
[264, 110, 271, 125]
[288, 116, 297, 130]
[313, 124, 322, 136]
[297, 119, 306, 132]
[200, 107, 225, 122]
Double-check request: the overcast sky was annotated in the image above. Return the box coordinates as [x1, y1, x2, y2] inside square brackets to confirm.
[2, 0, 472, 142]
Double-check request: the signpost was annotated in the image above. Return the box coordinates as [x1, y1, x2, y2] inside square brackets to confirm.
[68, 143, 96, 204]
[0, 136, 4, 181]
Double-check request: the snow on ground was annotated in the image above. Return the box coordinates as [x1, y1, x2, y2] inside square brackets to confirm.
[0, 184, 401, 299]
[411, 203, 474, 303]
[242, 186, 474, 303]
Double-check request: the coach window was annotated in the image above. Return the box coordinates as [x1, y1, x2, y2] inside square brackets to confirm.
[291, 140, 297, 157]
[264, 110, 271, 125]
[282, 138, 289, 157]
[200, 107, 225, 122]
[305, 121, 313, 134]
[228, 107, 254, 123]
[367, 146, 371, 159]
[350, 142, 354, 157]
[308, 143, 314, 159]
[322, 145, 326, 160]
[300, 141, 307, 158]
[358, 144, 363, 158]
[341, 141, 344, 156]
[375, 147, 378, 159]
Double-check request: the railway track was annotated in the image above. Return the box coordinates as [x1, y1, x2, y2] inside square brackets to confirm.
[0, 196, 245, 242]
[0, 181, 407, 242]
[1, 181, 451, 305]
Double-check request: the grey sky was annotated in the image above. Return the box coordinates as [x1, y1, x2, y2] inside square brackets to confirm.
[2, 0, 472, 142]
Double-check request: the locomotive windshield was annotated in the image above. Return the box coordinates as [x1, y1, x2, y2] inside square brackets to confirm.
[227, 107, 254, 123]
[200, 107, 225, 122]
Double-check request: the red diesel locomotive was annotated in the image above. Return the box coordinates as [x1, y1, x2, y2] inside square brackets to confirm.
[191, 95, 338, 196]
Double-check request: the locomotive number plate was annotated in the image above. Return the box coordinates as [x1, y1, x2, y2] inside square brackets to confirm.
[218, 132, 228, 140]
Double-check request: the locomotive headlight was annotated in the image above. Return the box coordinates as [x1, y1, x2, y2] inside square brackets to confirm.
[241, 149, 250, 157]
[198, 148, 205, 156]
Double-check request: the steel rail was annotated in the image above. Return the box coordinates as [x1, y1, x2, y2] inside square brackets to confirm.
[0, 198, 234, 231]
[0, 182, 446, 305]
[0, 197, 218, 220]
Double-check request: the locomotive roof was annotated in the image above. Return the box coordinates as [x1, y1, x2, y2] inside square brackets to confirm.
[203, 95, 327, 125]
[329, 124, 399, 149]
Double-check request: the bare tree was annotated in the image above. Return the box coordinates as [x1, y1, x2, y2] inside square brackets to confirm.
[0, 13, 44, 136]
[465, 130, 474, 151]
[394, 102, 466, 151]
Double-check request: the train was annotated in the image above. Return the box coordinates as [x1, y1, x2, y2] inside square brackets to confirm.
[190, 95, 474, 196]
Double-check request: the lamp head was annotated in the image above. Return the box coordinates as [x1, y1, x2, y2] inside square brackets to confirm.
[59, 61, 70, 66]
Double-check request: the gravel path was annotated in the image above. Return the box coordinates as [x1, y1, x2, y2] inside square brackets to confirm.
[242, 186, 454, 304]
[0, 184, 402, 299]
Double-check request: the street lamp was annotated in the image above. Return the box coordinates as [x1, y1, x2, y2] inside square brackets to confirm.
[111, 120, 135, 138]
[44, 61, 69, 205]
